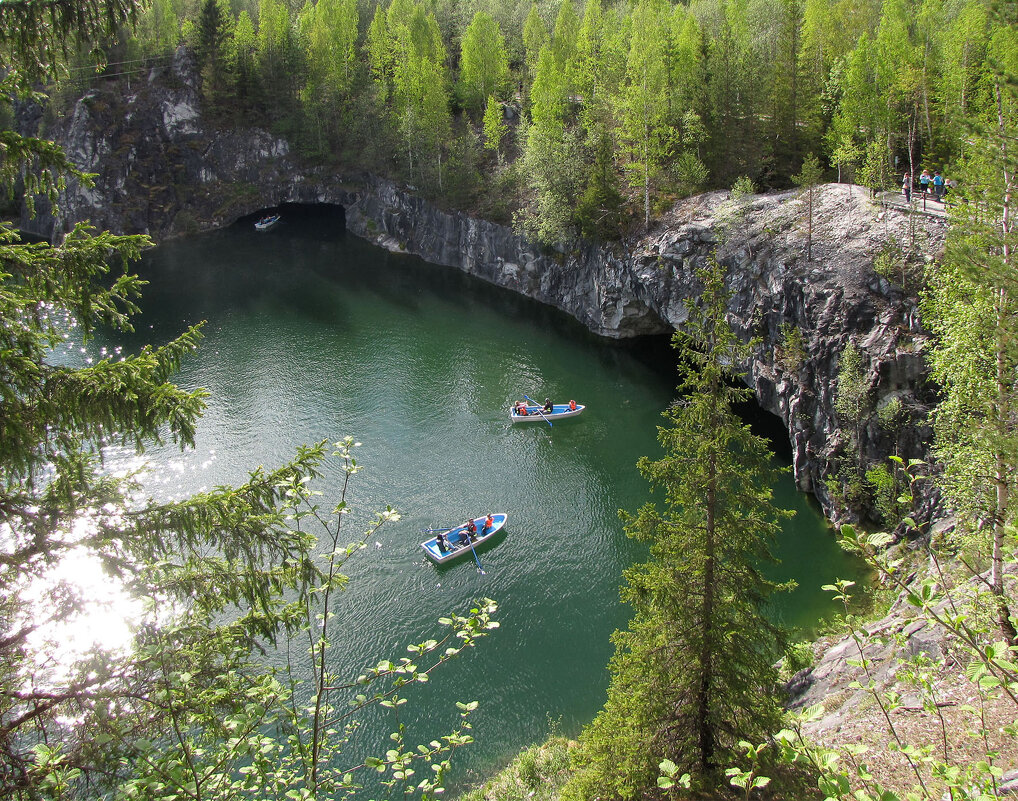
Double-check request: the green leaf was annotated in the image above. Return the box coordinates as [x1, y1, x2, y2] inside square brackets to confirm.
[658, 758, 678, 776]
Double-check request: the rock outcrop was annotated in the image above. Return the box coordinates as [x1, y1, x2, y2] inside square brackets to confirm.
[20, 47, 948, 521]
[785, 557, 1018, 792]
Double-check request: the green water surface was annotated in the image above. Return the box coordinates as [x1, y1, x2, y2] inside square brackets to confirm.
[93, 205, 866, 788]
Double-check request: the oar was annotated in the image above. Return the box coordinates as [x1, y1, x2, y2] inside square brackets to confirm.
[465, 523, 486, 575]
[421, 527, 455, 533]
[451, 518, 486, 574]
[522, 394, 553, 427]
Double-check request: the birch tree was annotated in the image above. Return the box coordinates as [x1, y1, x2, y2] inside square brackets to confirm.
[924, 25, 1018, 645]
[619, 0, 672, 230]
[459, 11, 510, 115]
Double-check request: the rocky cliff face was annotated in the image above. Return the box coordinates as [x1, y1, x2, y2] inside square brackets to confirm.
[346, 181, 945, 520]
[21, 47, 948, 522]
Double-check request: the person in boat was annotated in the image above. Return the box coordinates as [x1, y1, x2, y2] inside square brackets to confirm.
[436, 531, 448, 551]
[515, 401, 528, 416]
[543, 398, 553, 413]
[465, 519, 478, 541]
[569, 399, 577, 410]
[483, 514, 494, 534]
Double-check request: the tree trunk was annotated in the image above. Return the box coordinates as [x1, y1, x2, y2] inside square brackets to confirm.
[992, 299, 1016, 644]
[643, 132, 651, 230]
[992, 82, 1018, 645]
[806, 186, 813, 260]
[696, 454, 717, 773]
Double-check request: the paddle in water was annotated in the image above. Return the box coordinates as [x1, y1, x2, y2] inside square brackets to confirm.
[468, 537, 486, 574]
[522, 394, 553, 427]
[459, 519, 486, 574]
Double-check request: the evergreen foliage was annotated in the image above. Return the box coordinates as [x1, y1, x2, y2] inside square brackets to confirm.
[196, 0, 233, 101]
[563, 262, 792, 797]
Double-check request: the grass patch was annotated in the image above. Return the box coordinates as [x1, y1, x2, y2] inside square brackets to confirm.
[457, 737, 575, 801]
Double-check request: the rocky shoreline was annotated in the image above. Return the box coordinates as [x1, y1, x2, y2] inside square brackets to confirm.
[20, 47, 948, 523]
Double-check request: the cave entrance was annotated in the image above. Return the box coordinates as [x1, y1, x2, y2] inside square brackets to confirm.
[242, 202, 346, 235]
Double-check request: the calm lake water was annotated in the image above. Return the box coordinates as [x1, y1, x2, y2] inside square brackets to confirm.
[87, 205, 866, 789]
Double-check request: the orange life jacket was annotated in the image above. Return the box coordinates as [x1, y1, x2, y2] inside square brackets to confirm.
[569, 399, 577, 410]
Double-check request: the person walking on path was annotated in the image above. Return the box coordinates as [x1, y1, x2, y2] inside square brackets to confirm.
[919, 169, 931, 195]
[933, 170, 945, 201]
[902, 172, 912, 203]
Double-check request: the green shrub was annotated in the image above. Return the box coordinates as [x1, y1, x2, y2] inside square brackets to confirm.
[731, 174, 756, 199]
[514, 749, 537, 789]
[866, 462, 907, 526]
[776, 322, 806, 372]
[783, 640, 815, 675]
[459, 738, 575, 801]
[672, 151, 709, 197]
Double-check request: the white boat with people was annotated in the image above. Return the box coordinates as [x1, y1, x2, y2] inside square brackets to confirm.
[254, 213, 281, 231]
[510, 398, 585, 423]
[420, 513, 507, 564]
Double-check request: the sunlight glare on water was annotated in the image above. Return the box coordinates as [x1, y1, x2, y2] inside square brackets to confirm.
[6, 514, 144, 691]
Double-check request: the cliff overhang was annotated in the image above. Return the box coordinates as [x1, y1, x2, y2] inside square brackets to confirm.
[20, 47, 948, 522]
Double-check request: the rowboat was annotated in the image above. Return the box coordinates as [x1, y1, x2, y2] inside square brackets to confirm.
[255, 214, 281, 231]
[421, 513, 507, 564]
[510, 402, 585, 422]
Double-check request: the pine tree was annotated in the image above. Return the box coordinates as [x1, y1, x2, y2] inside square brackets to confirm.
[564, 262, 791, 798]
[704, 0, 763, 183]
[768, 0, 805, 174]
[196, 0, 233, 101]
[0, 0, 324, 791]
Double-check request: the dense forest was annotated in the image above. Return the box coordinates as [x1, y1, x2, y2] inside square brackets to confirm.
[56, 0, 1010, 241]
